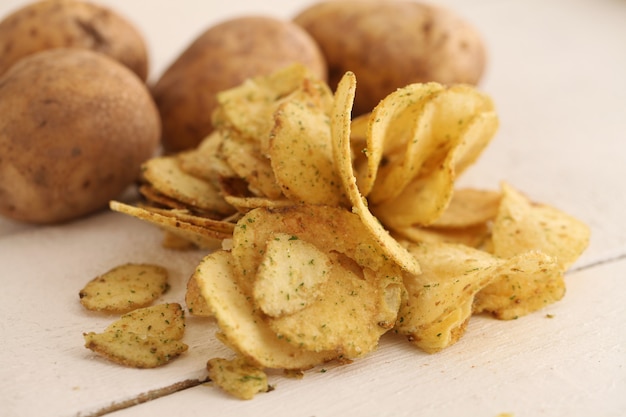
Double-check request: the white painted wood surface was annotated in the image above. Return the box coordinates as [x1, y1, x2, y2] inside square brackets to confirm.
[1, 0, 624, 416]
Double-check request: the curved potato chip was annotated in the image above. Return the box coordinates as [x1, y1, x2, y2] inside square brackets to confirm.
[110, 201, 227, 249]
[177, 131, 235, 186]
[473, 250, 564, 320]
[330, 71, 420, 275]
[431, 188, 501, 228]
[493, 183, 590, 271]
[269, 98, 345, 206]
[253, 233, 332, 317]
[373, 108, 499, 228]
[141, 156, 234, 215]
[268, 254, 402, 358]
[193, 250, 336, 370]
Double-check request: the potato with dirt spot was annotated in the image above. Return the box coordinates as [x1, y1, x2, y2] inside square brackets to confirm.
[293, 0, 487, 116]
[152, 15, 327, 153]
[0, 0, 149, 80]
[0, 48, 160, 224]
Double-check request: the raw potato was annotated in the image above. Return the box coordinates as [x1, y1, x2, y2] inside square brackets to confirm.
[0, 48, 160, 224]
[79, 263, 169, 314]
[294, 0, 487, 115]
[0, 0, 149, 80]
[152, 15, 327, 153]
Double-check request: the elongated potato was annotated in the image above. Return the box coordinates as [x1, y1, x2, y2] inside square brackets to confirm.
[294, 0, 487, 115]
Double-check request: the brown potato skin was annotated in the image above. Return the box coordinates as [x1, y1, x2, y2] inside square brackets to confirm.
[0, 48, 160, 224]
[0, 0, 149, 80]
[293, 1, 487, 116]
[152, 16, 327, 153]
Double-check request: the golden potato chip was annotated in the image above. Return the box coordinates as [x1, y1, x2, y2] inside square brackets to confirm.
[269, 97, 346, 206]
[83, 303, 188, 368]
[136, 206, 235, 235]
[492, 182, 590, 271]
[79, 263, 169, 313]
[253, 233, 332, 317]
[109, 201, 227, 249]
[141, 156, 234, 216]
[394, 223, 492, 249]
[431, 188, 501, 228]
[207, 357, 269, 400]
[267, 253, 402, 358]
[223, 195, 294, 213]
[185, 273, 212, 317]
[193, 250, 336, 370]
[177, 131, 235, 186]
[397, 242, 499, 353]
[330, 71, 421, 275]
[372, 98, 498, 228]
[473, 251, 564, 320]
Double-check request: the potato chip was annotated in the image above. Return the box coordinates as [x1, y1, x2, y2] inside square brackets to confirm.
[431, 188, 501, 228]
[79, 263, 169, 313]
[141, 156, 234, 216]
[394, 223, 492, 249]
[492, 182, 590, 271]
[177, 131, 235, 186]
[207, 357, 269, 400]
[330, 71, 421, 275]
[396, 242, 499, 353]
[269, 96, 346, 206]
[185, 273, 213, 317]
[267, 253, 402, 357]
[83, 303, 188, 368]
[193, 250, 337, 370]
[473, 251, 564, 320]
[253, 233, 332, 317]
[110, 201, 227, 249]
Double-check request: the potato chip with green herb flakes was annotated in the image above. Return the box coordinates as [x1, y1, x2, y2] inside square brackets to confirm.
[79, 263, 169, 313]
[207, 356, 269, 400]
[83, 303, 187, 368]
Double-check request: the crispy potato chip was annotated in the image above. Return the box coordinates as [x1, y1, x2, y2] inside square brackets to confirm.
[268, 253, 402, 357]
[79, 263, 169, 313]
[110, 201, 227, 249]
[138, 185, 190, 211]
[394, 223, 492, 249]
[373, 106, 498, 228]
[269, 96, 345, 206]
[219, 130, 283, 199]
[142, 156, 234, 216]
[136, 206, 235, 235]
[330, 71, 421, 275]
[473, 251, 564, 320]
[83, 303, 188, 368]
[492, 183, 590, 271]
[186, 273, 213, 317]
[431, 188, 501, 228]
[396, 242, 499, 353]
[207, 357, 269, 400]
[177, 131, 236, 186]
[223, 195, 294, 213]
[193, 250, 337, 370]
[253, 233, 332, 317]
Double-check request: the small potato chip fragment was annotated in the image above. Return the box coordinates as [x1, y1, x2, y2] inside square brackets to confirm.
[79, 263, 169, 313]
[207, 356, 269, 400]
[83, 303, 188, 368]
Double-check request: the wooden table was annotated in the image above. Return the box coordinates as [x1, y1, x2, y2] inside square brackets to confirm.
[1, 0, 625, 416]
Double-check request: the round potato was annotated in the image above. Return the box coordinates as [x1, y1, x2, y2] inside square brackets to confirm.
[152, 15, 327, 153]
[293, 0, 487, 115]
[0, 48, 160, 224]
[0, 0, 149, 80]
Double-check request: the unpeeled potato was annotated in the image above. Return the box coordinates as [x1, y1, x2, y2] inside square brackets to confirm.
[294, 0, 487, 116]
[152, 15, 327, 153]
[0, 48, 160, 224]
[0, 0, 149, 80]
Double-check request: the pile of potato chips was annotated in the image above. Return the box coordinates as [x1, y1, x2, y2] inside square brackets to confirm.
[111, 64, 590, 399]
